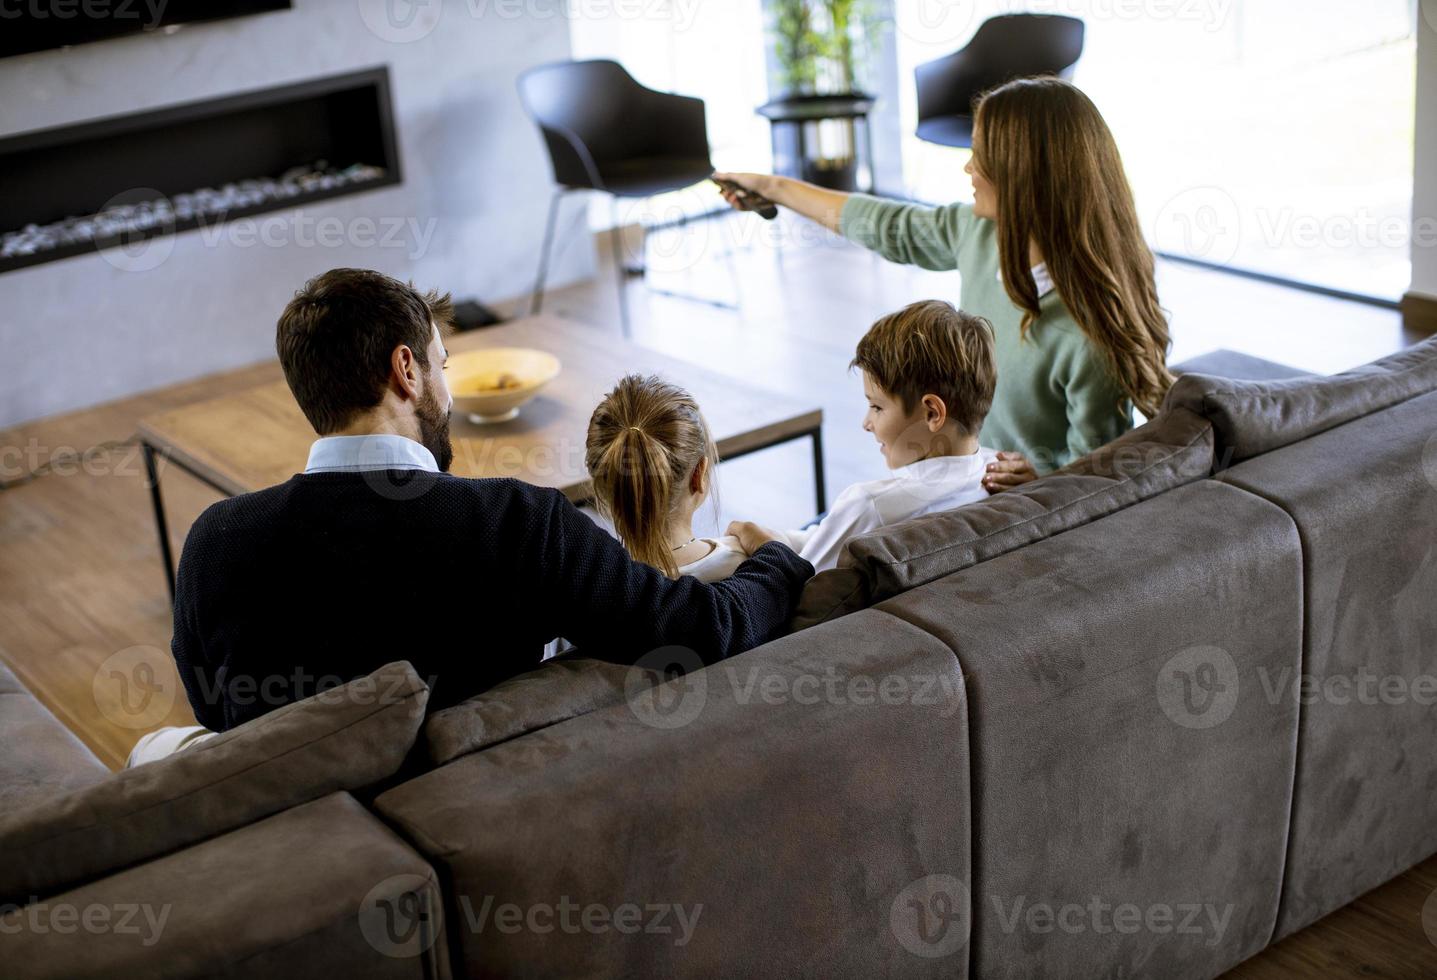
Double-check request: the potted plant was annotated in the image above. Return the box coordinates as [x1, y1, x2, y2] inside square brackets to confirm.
[764, 0, 885, 190]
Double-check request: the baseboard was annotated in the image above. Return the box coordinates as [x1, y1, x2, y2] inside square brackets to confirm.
[1401, 292, 1437, 337]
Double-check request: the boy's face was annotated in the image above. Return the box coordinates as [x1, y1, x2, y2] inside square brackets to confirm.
[861, 371, 935, 470]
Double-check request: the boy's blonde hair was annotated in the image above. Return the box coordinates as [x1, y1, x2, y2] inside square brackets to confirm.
[850, 300, 997, 435]
[585, 374, 719, 579]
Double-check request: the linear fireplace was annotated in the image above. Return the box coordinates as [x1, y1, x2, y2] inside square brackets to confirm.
[0, 66, 401, 274]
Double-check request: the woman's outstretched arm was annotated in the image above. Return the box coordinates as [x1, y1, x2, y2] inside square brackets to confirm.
[712, 172, 850, 233]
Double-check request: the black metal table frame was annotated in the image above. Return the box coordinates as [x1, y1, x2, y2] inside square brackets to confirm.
[142, 424, 826, 601]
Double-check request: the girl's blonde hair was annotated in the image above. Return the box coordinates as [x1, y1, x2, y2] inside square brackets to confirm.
[972, 77, 1174, 418]
[585, 374, 719, 578]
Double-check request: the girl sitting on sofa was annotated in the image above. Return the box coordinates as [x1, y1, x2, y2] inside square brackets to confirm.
[584, 373, 747, 583]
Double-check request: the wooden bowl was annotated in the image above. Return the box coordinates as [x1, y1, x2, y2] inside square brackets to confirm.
[446, 347, 561, 423]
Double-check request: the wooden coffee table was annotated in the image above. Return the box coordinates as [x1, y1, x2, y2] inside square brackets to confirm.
[138, 313, 825, 597]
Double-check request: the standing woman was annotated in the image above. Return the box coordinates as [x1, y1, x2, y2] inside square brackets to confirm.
[715, 77, 1173, 486]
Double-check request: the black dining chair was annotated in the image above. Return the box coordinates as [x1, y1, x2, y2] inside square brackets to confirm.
[914, 14, 1085, 148]
[518, 59, 733, 337]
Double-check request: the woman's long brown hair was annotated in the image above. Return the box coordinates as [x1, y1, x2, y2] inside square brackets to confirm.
[973, 77, 1173, 417]
[585, 374, 719, 579]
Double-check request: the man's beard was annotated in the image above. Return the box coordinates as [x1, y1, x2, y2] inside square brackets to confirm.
[416, 384, 454, 473]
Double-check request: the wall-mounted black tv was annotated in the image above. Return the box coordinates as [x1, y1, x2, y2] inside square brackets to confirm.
[1, 0, 292, 59]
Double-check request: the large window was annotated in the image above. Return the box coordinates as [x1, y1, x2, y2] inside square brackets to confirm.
[893, 0, 1417, 301]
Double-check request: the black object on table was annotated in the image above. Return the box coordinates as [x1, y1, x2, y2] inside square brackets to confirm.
[757, 93, 877, 194]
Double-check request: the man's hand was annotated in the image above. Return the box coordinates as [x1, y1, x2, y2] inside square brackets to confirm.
[727, 520, 784, 556]
[982, 451, 1040, 493]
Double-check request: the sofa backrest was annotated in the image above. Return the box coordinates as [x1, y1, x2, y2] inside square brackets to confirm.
[376, 609, 974, 977]
[1219, 387, 1437, 939]
[791, 404, 1214, 629]
[876, 478, 1304, 980]
[1165, 334, 1437, 468]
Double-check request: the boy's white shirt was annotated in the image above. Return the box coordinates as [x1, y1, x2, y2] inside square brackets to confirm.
[784, 447, 1000, 572]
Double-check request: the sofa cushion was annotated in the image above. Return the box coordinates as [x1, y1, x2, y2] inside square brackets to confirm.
[791, 405, 1213, 624]
[1170, 348, 1311, 382]
[1165, 334, 1437, 468]
[1, 792, 450, 979]
[0, 659, 110, 811]
[424, 656, 631, 766]
[0, 660, 428, 904]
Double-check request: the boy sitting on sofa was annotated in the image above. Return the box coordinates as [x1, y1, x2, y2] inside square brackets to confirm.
[583, 299, 1000, 580]
[784, 298, 999, 570]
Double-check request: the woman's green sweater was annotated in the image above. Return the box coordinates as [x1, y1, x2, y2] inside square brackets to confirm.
[839, 194, 1132, 471]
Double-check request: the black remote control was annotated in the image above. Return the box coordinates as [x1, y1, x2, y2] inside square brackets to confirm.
[712, 175, 778, 220]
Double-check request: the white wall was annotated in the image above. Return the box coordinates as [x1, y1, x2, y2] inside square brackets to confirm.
[1413, 4, 1437, 300]
[0, 0, 593, 427]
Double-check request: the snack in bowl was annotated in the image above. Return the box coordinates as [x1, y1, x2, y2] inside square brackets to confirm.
[446, 347, 561, 423]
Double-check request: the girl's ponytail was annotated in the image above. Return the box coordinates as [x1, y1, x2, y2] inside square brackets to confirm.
[586, 375, 718, 578]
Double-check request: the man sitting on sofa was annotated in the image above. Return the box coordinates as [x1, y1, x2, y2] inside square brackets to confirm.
[144, 268, 812, 755]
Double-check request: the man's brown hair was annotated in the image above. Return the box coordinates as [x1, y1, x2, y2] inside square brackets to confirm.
[275, 268, 454, 434]
[850, 299, 997, 435]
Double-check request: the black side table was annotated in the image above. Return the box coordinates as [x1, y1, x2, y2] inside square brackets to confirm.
[757, 92, 877, 193]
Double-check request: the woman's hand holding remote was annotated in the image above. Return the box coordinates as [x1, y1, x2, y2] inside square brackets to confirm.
[712, 172, 851, 234]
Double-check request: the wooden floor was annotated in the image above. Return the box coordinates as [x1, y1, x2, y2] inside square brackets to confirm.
[0, 211, 1432, 976]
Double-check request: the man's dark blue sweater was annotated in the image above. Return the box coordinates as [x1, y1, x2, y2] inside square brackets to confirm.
[171, 469, 814, 730]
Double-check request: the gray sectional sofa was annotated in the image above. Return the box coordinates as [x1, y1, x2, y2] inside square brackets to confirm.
[2, 338, 1435, 978]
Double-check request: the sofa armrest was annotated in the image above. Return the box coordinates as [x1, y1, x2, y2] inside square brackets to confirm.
[1, 792, 449, 980]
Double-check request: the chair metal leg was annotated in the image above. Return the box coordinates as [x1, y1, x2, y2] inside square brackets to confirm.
[608, 197, 632, 338]
[530, 187, 566, 316]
